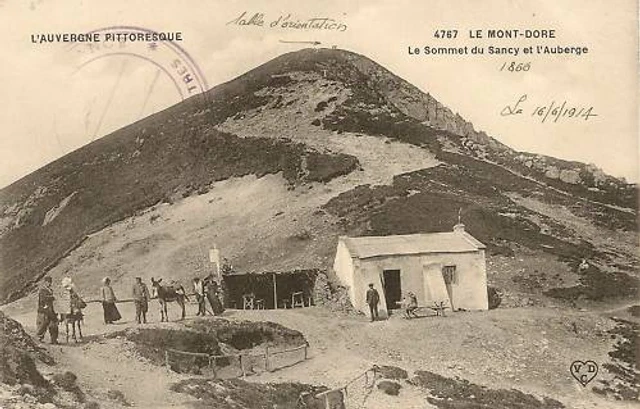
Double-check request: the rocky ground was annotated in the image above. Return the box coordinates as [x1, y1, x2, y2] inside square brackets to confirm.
[1, 298, 638, 408]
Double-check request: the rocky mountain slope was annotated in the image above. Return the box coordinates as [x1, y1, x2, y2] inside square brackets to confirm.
[0, 48, 636, 305]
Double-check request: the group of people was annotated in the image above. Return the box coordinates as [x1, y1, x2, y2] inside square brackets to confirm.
[35, 274, 225, 344]
[100, 275, 226, 323]
[365, 283, 418, 322]
[35, 276, 87, 344]
[99, 276, 151, 325]
[192, 275, 225, 316]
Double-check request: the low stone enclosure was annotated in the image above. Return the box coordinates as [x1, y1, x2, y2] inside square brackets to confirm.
[109, 318, 309, 378]
[165, 343, 308, 378]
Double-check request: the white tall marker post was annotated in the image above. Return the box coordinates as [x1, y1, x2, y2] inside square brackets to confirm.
[272, 273, 278, 310]
[209, 245, 221, 281]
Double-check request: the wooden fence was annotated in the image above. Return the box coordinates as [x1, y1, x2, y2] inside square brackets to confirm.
[164, 343, 309, 378]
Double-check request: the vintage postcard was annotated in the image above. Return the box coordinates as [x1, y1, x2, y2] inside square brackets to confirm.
[0, 0, 637, 408]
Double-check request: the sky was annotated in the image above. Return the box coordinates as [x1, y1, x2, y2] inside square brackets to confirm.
[0, 0, 637, 188]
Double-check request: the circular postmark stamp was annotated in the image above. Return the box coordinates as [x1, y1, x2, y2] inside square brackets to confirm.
[69, 26, 208, 100]
[54, 26, 209, 146]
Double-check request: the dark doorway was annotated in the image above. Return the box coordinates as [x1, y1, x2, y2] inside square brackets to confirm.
[442, 265, 457, 311]
[382, 269, 402, 310]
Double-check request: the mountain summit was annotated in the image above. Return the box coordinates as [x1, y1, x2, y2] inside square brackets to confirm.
[0, 47, 637, 305]
[208, 48, 632, 201]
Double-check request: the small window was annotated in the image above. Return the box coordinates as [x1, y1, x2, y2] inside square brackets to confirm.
[442, 265, 458, 285]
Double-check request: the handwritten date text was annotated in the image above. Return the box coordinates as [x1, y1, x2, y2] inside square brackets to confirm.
[500, 94, 597, 123]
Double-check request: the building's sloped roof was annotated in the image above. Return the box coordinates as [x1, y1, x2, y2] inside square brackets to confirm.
[341, 231, 486, 259]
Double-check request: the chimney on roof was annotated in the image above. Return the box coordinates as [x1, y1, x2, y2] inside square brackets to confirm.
[453, 223, 465, 233]
[454, 208, 465, 232]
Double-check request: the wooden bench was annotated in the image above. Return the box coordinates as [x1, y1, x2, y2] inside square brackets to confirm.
[427, 301, 450, 316]
[397, 302, 449, 318]
[426, 304, 449, 317]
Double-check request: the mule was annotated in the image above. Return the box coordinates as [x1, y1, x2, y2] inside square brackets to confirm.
[150, 278, 188, 322]
[59, 312, 83, 343]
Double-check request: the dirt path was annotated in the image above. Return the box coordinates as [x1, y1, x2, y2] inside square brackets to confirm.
[3, 301, 636, 409]
[8, 302, 196, 409]
[45, 339, 190, 409]
[229, 307, 635, 409]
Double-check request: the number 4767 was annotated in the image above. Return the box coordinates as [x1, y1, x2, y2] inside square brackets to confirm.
[433, 30, 458, 39]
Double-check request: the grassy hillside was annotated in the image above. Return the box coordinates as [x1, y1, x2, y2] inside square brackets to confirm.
[0, 127, 358, 302]
[323, 153, 638, 300]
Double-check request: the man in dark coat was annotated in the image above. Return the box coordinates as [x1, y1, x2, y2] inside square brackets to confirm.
[365, 283, 380, 322]
[132, 277, 150, 324]
[36, 276, 58, 344]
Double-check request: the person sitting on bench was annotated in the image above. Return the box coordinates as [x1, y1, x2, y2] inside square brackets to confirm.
[403, 292, 419, 319]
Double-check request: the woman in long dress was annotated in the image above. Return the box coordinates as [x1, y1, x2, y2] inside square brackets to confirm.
[100, 277, 121, 324]
[62, 277, 85, 317]
[204, 278, 224, 315]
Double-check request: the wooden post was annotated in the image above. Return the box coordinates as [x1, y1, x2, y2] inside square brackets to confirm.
[304, 346, 308, 360]
[239, 354, 246, 377]
[272, 273, 278, 310]
[264, 347, 270, 372]
[208, 356, 218, 379]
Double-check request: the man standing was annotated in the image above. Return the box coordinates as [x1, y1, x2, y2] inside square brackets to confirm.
[365, 283, 380, 322]
[132, 277, 150, 324]
[36, 276, 58, 344]
[193, 277, 206, 316]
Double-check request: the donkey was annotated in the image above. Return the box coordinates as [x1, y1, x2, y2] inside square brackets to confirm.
[150, 278, 188, 322]
[58, 312, 83, 343]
